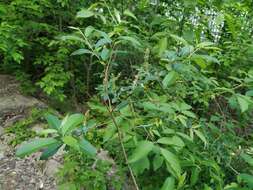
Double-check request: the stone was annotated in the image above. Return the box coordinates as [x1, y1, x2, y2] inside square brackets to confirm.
[0, 75, 56, 190]
[0, 126, 4, 136]
[31, 123, 44, 134]
[0, 94, 45, 115]
[0, 144, 8, 160]
[44, 159, 62, 177]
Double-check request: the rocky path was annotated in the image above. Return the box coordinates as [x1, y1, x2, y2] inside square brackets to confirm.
[0, 75, 60, 190]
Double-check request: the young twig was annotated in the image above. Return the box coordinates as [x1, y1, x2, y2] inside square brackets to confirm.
[105, 104, 140, 190]
[102, 44, 140, 190]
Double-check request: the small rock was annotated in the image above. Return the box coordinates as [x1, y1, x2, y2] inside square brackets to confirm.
[0, 144, 8, 160]
[44, 159, 61, 177]
[0, 126, 4, 136]
[31, 123, 44, 134]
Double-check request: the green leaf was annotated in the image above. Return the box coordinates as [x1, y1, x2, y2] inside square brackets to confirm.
[158, 37, 167, 57]
[60, 35, 85, 42]
[246, 90, 253, 97]
[157, 136, 185, 149]
[237, 174, 253, 188]
[176, 132, 193, 142]
[39, 129, 58, 135]
[100, 47, 110, 61]
[63, 136, 79, 150]
[153, 154, 164, 171]
[236, 94, 250, 113]
[160, 177, 175, 190]
[194, 129, 207, 147]
[178, 172, 187, 189]
[128, 141, 154, 163]
[40, 142, 62, 160]
[16, 138, 59, 158]
[123, 9, 137, 20]
[95, 30, 112, 43]
[177, 114, 187, 126]
[215, 13, 224, 26]
[61, 114, 85, 136]
[191, 54, 219, 69]
[79, 138, 97, 157]
[142, 102, 173, 113]
[103, 116, 123, 142]
[182, 110, 196, 118]
[71, 49, 93, 56]
[131, 157, 150, 175]
[160, 148, 181, 179]
[241, 153, 253, 167]
[118, 36, 141, 47]
[95, 38, 111, 49]
[85, 26, 94, 37]
[162, 71, 178, 88]
[196, 41, 215, 49]
[203, 184, 213, 190]
[114, 8, 121, 23]
[76, 9, 94, 18]
[170, 34, 188, 45]
[45, 114, 61, 130]
[190, 168, 200, 186]
[225, 13, 236, 39]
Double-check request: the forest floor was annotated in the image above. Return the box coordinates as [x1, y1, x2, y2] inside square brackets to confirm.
[0, 75, 59, 190]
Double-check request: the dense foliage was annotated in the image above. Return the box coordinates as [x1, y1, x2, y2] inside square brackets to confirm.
[1, 0, 253, 189]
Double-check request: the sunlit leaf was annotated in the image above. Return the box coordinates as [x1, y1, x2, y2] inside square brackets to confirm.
[40, 142, 62, 160]
[45, 114, 61, 129]
[157, 136, 185, 149]
[236, 94, 251, 113]
[158, 37, 167, 57]
[161, 148, 181, 179]
[194, 130, 207, 147]
[123, 9, 137, 20]
[61, 114, 85, 136]
[95, 38, 111, 49]
[170, 34, 188, 45]
[16, 138, 59, 158]
[153, 154, 164, 171]
[161, 177, 175, 190]
[63, 136, 79, 150]
[237, 174, 253, 188]
[162, 71, 178, 88]
[100, 47, 110, 61]
[79, 138, 97, 157]
[129, 141, 154, 163]
[241, 153, 253, 167]
[118, 36, 141, 47]
[76, 9, 94, 18]
[71, 49, 93, 56]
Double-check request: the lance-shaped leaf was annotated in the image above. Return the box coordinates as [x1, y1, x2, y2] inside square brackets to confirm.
[63, 136, 79, 151]
[162, 71, 178, 88]
[161, 148, 181, 179]
[76, 9, 94, 18]
[71, 49, 94, 56]
[61, 114, 85, 136]
[16, 138, 59, 158]
[241, 153, 253, 167]
[118, 36, 141, 47]
[161, 177, 175, 190]
[45, 114, 61, 130]
[40, 142, 62, 160]
[79, 138, 97, 157]
[128, 141, 154, 163]
[123, 9, 137, 20]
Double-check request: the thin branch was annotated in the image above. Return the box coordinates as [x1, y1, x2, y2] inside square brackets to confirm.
[105, 104, 140, 190]
[102, 43, 140, 190]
